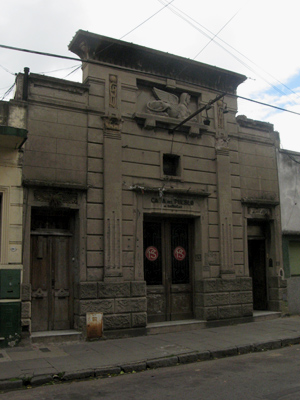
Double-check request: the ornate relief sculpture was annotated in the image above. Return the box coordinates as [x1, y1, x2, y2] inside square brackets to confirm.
[147, 87, 193, 119]
[109, 75, 118, 108]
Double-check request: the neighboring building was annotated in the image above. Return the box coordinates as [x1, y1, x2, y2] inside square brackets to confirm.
[0, 99, 27, 346]
[278, 149, 300, 314]
[4, 30, 287, 340]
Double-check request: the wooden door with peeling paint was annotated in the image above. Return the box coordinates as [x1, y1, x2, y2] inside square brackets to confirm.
[31, 234, 73, 331]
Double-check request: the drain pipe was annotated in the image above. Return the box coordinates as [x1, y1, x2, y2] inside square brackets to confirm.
[22, 67, 30, 101]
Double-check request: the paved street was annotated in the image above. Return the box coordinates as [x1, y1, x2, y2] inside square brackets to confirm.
[0, 315, 300, 393]
[2, 345, 300, 399]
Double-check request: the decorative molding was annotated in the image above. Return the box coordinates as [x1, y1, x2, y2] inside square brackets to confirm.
[129, 184, 210, 197]
[248, 207, 271, 218]
[134, 112, 208, 137]
[54, 288, 70, 298]
[241, 198, 279, 206]
[104, 215, 122, 277]
[102, 115, 123, 132]
[109, 75, 118, 108]
[31, 288, 47, 298]
[33, 189, 78, 205]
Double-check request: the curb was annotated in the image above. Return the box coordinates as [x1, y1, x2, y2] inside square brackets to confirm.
[1, 336, 300, 393]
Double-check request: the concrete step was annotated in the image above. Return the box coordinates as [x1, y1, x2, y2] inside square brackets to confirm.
[253, 311, 281, 322]
[147, 320, 206, 335]
[31, 330, 82, 344]
[146, 312, 282, 335]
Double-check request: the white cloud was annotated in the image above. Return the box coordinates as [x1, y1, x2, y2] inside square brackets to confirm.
[1, 0, 300, 151]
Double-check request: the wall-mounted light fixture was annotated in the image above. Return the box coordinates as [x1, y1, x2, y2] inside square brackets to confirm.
[203, 109, 210, 125]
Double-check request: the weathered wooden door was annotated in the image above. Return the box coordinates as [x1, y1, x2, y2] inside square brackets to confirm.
[144, 219, 193, 323]
[31, 234, 72, 331]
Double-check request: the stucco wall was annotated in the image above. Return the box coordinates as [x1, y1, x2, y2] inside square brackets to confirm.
[278, 150, 300, 314]
[278, 150, 300, 233]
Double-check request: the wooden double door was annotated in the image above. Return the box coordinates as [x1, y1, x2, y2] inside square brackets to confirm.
[144, 219, 193, 323]
[31, 234, 73, 332]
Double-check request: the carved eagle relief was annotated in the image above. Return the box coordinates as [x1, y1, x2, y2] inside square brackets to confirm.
[147, 87, 193, 119]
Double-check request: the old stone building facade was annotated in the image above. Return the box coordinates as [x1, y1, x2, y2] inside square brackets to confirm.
[278, 149, 300, 314]
[3, 30, 287, 339]
[0, 100, 27, 346]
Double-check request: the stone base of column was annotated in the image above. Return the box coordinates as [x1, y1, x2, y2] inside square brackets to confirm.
[195, 278, 253, 321]
[75, 281, 147, 337]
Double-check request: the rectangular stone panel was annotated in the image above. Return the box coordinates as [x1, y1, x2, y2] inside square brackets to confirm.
[87, 235, 104, 251]
[88, 128, 103, 144]
[195, 279, 218, 293]
[87, 220, 104, 235]
[218, 305, 242, 319]
[104, 314, 131, 330]
[88, 172, 103, 188]
[86, 267, 104, 282]
[115, 298, 147, 313]
[87, 188, 103, 203]
[88, 158, 102, 172]
[78, 282, 98, 299]
[56, 138, 87, 156]
[88, 143, 103, 158]
[198, 293, 230, 307]
[87, 251, 103, 267]
[132, 312, 147, 327]
[217, 279, 240, 292]
[98, 282, 131, 298]
[131, 281, 146, 297]
[87, 204, 103, 219]
[79, 299, 114, 315]
[230, 291, 252, 305]
[55, 169, 87, 185]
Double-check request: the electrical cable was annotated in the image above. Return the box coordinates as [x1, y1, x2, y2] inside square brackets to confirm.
[159, 0, 299, 101]
[94, 0, 175, 58]
[37, 64, 81, 75]
[63, 65, 82, 78]
[1, 81, 16, 100]
[0, 64, 15, 75]
[0, 43, 299, 116]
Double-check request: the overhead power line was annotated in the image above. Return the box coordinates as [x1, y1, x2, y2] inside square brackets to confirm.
[159, 0, 299, 102]
[0, 43, 300, 117]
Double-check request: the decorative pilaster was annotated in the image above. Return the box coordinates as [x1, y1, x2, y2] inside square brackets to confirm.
[103, 115, 123, 280]
[216, 128, 235, 278]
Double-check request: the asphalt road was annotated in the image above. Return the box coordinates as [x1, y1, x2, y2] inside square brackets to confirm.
[2, 345, 300, 399]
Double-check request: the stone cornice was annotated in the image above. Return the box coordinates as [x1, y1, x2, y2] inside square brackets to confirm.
[69, 30, 246, 93]
[129, 184, 210, 197]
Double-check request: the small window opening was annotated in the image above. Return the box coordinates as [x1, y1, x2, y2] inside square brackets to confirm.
[163, 154, 180, 176]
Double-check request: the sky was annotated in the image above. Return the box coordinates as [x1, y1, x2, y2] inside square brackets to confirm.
[1, 0, 300, 152]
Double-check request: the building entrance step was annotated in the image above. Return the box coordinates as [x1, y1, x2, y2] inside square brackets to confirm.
[30, 330, 82, 344]
[253, 311, 281, 321]
[147, 319, 206, 335]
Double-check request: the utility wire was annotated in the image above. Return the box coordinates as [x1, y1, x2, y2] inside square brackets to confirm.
[64, 64, 82, 78]
[0, 63, 15, 75]
[192, 8, 242, 59]
[0, 43, 300, 117]
[160, 0, 299, 101]
[37, 64, 81, 75]
[94, 0, 174, 57]
[120, 0, 174, 41]
[1, 81, 16, 100]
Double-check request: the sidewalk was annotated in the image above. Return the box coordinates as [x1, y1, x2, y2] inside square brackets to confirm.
[1, 315, 300, 392]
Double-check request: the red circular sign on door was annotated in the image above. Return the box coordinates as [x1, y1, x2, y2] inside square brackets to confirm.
[145, 246, 159, 261]
[174, 246, 186, 261]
